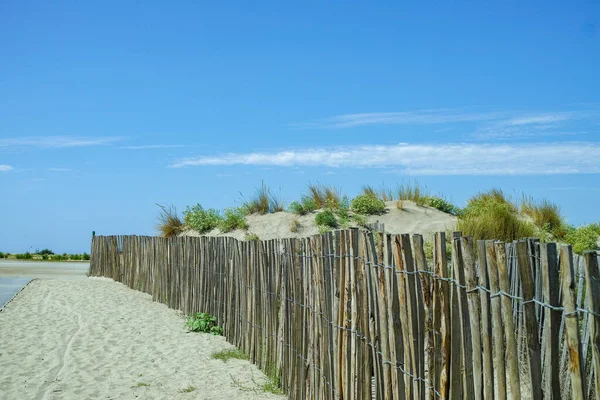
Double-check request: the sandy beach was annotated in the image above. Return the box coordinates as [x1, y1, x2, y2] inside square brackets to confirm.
[0, 278, 285, 400]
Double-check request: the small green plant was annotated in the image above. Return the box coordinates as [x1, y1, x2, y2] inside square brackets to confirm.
[564, 223, 600, 254]
[262, 362, 284, 395]
[245, 232, 260, 241]
[180, 385, 197, 393]
[0, 252, 5, 259]
[212, 348, 248, 361]
[184, 204, 223, 233]
[219, 207, 249, 232]
[82, 252, 90, 260]
[353, 213, 368, 227]
[315, 210, 338, 228]
[425, 196, 460, 215]
[351, 194, 386, 215]
[133, 382, 151, 388]
[290, 218, 301, 233]
[336, 195, 351, 218]
[185, 312, 223, 335]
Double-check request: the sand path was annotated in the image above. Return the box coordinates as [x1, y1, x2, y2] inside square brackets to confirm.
[0, 278, 285, 400]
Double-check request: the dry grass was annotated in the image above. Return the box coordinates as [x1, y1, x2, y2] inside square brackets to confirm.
[521, 195, 565, 237]
[242, 181, 286, 214]
[306, 183, 342, 209]
[156, 204, 184, 237]
[290, 218, 301, 233]
[396, 181, 429, 206]
[362, 184, 394, 202]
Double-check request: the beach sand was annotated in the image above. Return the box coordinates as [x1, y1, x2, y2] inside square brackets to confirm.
[0, 278, 285, 400]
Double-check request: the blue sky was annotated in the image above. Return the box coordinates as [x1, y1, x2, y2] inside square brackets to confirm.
[1, 1, 599, 253]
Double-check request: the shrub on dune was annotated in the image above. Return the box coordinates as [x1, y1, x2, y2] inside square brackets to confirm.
[315, 210, 338, 228]
[564, 223, 600, 254]
[218, 207, 249, 232]
[457, 189, 534, 241]
[351, 194, 386, 215]
[183, 204, 222, 234]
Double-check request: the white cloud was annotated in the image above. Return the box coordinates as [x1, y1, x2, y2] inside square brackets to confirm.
[0, 164, 13, 172]
[170, 142, 600, 175]
[0, 136, 123, 148]
[120, 144, 185, 150]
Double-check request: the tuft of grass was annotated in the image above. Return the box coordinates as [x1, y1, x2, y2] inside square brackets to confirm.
[156, 204, 184, 237]
[306, 183, 342, 209]
[457, 189, 535, 241]
[521, 195, 565, 237]
[183, 204, 223, 234]
[245, 232, 260, 241]
[351, 194, 386, 215]
[212, 348, 248, 361]
[362, 184, 394, 202]
[242, 181, 286, 214]
[315, 210, 338, 228]
[397, 181, 429, 206]
[396, 199, 405, 210]
[219, 207, 249, 232]
[290, 218, 301, 233]
[180, 385, 197, 393]
[132, 382, 151, 388]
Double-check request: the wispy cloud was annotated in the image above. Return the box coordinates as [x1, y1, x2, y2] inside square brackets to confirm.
[505, 113, 572, 125]
[48, 167, 71, 172]
[120, 144, 185, 150]
[0, 164, 13, 172]
[293, 108, 598, 141]
[0, 136, 124, 148]
[294, 110, 506, 129]
[170, 142, 600, 175]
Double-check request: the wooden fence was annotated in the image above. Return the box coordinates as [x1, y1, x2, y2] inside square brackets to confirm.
[89, 230, 600, 399]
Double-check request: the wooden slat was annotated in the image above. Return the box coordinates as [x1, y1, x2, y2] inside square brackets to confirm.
[476, 240, 494, 400]
[560, 245, 587, 399]
[584, 251, 600, 398]
[433, 232, 450, 399]
[486, 241, 506, 400]
[516, 240, 543, 399]
[461, 237, 483, 400]
[495, 242, 521, 399]
[452, 235, 475, 399]
[393, 234, 414, 400]
[540, 243, 561, 399]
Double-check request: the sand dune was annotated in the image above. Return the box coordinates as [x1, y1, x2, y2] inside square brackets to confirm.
[184, 200, 458, 241]
[0, 278, 284, 400]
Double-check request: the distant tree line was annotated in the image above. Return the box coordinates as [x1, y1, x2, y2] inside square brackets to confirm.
[0, 249, 90, 261]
